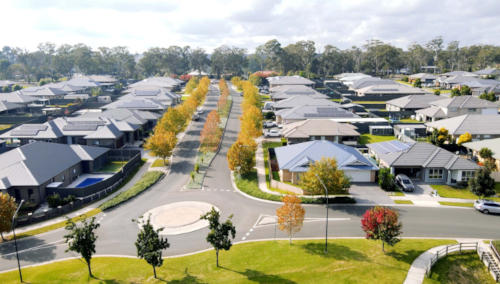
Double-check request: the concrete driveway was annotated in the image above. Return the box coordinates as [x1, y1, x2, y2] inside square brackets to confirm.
[349, 183, 394, 205]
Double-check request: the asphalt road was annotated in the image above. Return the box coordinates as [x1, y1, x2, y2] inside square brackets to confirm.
[1, 85, 500, 272]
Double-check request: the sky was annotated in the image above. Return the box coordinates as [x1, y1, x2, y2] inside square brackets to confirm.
[1, 0, 499, 53]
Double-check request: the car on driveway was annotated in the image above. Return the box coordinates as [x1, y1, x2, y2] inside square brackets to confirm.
[264, 121, 277, 128]
[265, 129, 281, 137]
[474, 200, 500, 214]
[395, 174, 415, 192]
[193, 113, 200, 121]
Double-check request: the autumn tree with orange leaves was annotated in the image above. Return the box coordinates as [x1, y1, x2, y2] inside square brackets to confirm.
[276, 195, 305, 244]
[200, 110, 222, 153]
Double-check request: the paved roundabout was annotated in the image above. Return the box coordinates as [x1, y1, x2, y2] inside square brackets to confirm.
[141, 201, 218, 235]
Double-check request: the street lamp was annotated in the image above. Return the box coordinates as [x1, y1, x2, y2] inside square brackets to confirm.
[314, 173, 329, 254]
[12, 199, 24, 283]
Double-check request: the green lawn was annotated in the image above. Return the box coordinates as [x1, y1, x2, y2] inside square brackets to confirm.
[398, 118, 421, 123]
[438, 201, 474, 207]
[96, 161, 127, 173]
[151, 159, 168, 168]
[394, 200, 414, 204]
[358, 134, 396, 145]
[0, 239, 455, 284]
[330, 98, 342, 102]
[431, 185, 500, 202]
[424, 252, 496, 284]
[262, 141, 283, 186]
[0, 124, 12, 130]
[388, 190, 405, 197]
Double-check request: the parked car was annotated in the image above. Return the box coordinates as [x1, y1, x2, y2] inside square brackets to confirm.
[265, 129, 281, 137]
[196, 107, 204, 114]
[474, 200, 500, 214]
[193, 113, 200, 121]
[264, 121, 277, 128]
[395, 174, 415, 192]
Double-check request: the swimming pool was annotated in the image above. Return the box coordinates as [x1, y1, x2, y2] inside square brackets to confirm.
[76, 178, 104, 188]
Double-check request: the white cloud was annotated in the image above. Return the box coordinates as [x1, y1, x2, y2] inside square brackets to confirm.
[0, 0, 498, 53]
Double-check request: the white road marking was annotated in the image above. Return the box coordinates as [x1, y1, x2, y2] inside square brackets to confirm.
[0, 239, 65, 257]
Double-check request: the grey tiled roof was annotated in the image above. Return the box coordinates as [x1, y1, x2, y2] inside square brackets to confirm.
[0, 101, 23, 112]
[426, 114, 500, 135]
[282, 119, 360, 138]
[431, 96, 499, 109]
[266, 76, 315, 86]
[0, 92, 38, 104]
[279, 106, 360, 120]
[273, 96, 339, 109]
[463, 138, 500, 160]
[386, 94, 442, 109]
[415, 106, 446, 118]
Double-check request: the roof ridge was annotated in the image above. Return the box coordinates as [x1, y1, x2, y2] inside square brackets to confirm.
[445, 155, 459, 169]
[390, 142, 416, 165]
[423, 147, 441, 167]
[453, 114, 470, 135]
[460, 96, 471, 108]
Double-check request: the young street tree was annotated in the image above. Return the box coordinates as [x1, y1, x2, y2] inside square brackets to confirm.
[134, 216, 170, 279]
[361, 206, 402, 253]
[64, 217, 100, 277]
[0, 193, 16, 241]
[145, 129, 177, 166]
[227, 139, 256, 175]
[276, 195, 305, 244]
[200, 207, 236, 267]
[469, 168, 496, 197]
[299, 157, 351, 195]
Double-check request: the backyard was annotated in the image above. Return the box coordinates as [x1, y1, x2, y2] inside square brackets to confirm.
[0, 239, 455, 284]
[358, 134, 396, 145]
[96, 161, 127, 173]
[0, 124, 12, 130]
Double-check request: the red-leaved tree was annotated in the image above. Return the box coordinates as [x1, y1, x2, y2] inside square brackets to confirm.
[361, 206, 402, 253]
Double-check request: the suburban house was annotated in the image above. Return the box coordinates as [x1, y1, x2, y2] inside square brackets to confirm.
[272, 96, 340, 111]
[20, 86, 67, 104]
[275, 105, 359, 125]
[281, 119, 360, 145]
[100, 98, 168, 112]
[128, 77, 183, 91]
[355, 84, 430, 99]
[371, 141, 480, 185]
[121, 87, 181, 105]
[427, 114, 500, 142]
[0, 80, 16, 90]
[416, 96, 499, 122]
[0, 92, 38, 106]
[386, 94, 442, 112]
[350, 77, 398, 90]
[474, 67, 500, 78]
[79, 108, 160, 134]
[408, 73, 437, 86]
[266, 75, 315, 88]
[463, 138, 500, 171]
[367, 140, 412, 158]
[0, 101, 24, 115]
[274, 140, 378, 183]
[0, 141, 109, 205]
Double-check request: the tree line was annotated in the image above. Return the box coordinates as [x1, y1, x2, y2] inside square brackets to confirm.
[1, 37, 499, 82]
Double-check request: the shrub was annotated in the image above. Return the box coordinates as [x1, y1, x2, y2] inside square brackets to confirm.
[433, 89, 440, 96]
[264, 111, 275, 120]
[378, 168, 397, 191]
[47, 193, 62, 208]
[194, 163, 200, 173]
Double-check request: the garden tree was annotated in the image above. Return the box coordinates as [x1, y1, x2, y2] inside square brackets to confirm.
[145, 129, 177, 165]
[479, 91, 497, 102]
[431, 128, 449, 146]
[361, 207, 402, 253]
[248, 74, 262, 86]
[450, 88, 461, 97]
[378, 167, 397, 191]
[460, 85, 472, 96]
[457, 132, 472, 146]
[479, 147, 494, 160]
[0, 193, 16, 241]
[200, 110, 222, 152]
[276, 195, 305, 244]
[134, 216, 170, 279]
[412, 78, 422, 88]
[189, 48, 210, 74]
[64, 217, 100, 277]
[227, 139, 256, 175]
[469, 168, 496, 197]
[299, 157, 351, 195]
[200, 207, 236, 267]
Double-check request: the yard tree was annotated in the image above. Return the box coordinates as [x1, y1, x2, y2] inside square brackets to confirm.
[227, 139, 256, 175]
[457, 132, 472, 146]
[64, 217, 100, 277]
[433, 89, 440, 96]
[450, 88, 461, 97]
[276, 195, 305, 244]
[200, 207, 236, 267]
[249, 74, 262, 86]
[0, 193, 16, 241]
[460, 85, 472, 96]
[299, 157, 351, 195]
[479, 91, 497, 102]
[134, 216, 170, 279]
[145, 129, 177, 166]
[431, 128, 449, 146]
[469, 168, 496, 197]
[412, 78, 422, 88]
[378, 167, 397, 191]
[479, 147, 493, 160]
[361, 206, 402, 253]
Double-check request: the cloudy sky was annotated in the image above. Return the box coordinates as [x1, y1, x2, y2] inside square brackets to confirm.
[2, 0, 499, 53]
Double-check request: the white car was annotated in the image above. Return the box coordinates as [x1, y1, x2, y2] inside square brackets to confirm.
[265, 129, 281, 137]
[474, 200, 500, 214]
[263, 121, 277, 128]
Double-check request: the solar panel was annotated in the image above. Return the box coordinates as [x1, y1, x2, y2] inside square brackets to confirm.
[11, 129, 39, 136]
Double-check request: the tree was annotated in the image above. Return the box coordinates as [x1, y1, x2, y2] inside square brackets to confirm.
[299, 157, 350, 195]
[200, 110, 221, 152]
[276, 195, 305, 244]
[378, 167, 397, 191]
[479, 147, 493, 160]
[431, 128, 449, 146]
[460, 85, 472, 96]
[361, 207, 402, 253]
[469, 168, 495, 197]
[450, 88, 461, 97]
[200, 207, 236, 267]
[479, 91, 496, 102]
[64, 217, 100, 277]
[134, 216, 170, 279]
[434, 89, 441, 96]
[0, 193, 16, 241]
[457, 132, 472, 146]
[413, 78, 422, 88]
[227, 139, 256, 175]
[145, 129, 177, 165]
[189, 48, 210, 74]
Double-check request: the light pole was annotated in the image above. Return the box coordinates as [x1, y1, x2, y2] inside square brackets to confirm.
[314, 173, 329, 254]
[12, 199, 24, 283]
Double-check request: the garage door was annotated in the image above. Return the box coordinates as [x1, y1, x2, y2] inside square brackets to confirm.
[345, 170, 372, 182]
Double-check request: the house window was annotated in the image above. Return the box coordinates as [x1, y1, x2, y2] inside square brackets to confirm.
[73, 169, 76, 174]
[428, 168, 444, 179]
[462, 171, 475, 182]
[468, 108, 477, 112]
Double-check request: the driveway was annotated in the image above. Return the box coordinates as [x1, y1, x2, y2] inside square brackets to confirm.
[349, 183, 394, 205]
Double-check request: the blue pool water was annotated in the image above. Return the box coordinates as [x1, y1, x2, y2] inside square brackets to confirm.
[76, 178, 104, 188]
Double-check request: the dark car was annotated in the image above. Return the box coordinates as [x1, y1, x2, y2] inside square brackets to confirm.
[395, 174, 415, 192]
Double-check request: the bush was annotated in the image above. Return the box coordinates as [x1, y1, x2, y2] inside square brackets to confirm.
[99, 171, 164, 210]
[434, 89, 440, 96]
[264, 111, 275, 120]
[194, 163, 200, 173]
[47, 193, 76, 208]
[378, 168, 397, 191]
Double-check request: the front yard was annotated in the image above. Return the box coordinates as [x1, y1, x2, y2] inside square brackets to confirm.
[431, 184, 500, 202]
[358, 134, 396, 145]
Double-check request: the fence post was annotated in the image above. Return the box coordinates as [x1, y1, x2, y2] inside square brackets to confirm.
[446, 245, 448, 256]
[459, 243, 462, 254]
